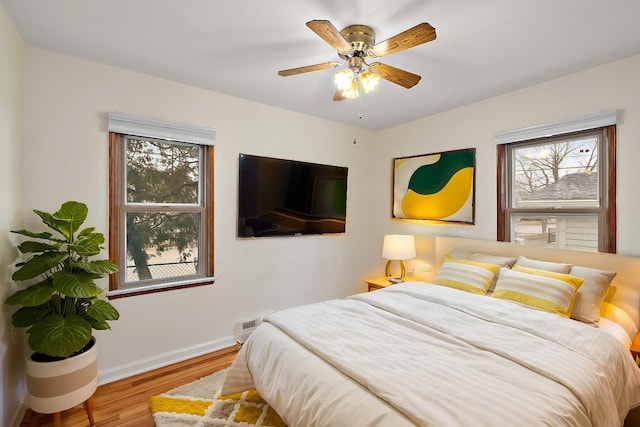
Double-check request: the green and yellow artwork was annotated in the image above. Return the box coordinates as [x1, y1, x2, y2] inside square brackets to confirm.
[393, 148, 475, 223]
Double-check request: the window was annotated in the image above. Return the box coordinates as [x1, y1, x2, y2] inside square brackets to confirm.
[497, 113, 616, 253]
[108, 113, 215, 297]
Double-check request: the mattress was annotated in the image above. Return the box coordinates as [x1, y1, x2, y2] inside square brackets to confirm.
[223, 282, 640, 426]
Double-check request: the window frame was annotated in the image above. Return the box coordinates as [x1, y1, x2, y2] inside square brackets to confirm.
[497, 125, 616, 253]
[108, 132, 215, 298]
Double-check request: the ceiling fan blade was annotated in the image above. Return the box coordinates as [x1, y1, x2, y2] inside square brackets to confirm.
[333, 90, 346, 101]
[369, 23, 436, 57]
[369, 62, 421, 89]
[306, 20, 353, 52]
[278, 61, 340, 77]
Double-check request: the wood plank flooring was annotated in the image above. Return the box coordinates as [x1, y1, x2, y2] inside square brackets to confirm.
[20, 344, 240, 427]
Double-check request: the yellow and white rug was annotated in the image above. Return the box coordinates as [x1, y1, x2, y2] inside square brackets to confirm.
[150, 368, 286, 427]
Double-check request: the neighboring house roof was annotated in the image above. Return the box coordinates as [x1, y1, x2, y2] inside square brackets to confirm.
[522, 171, 598, 200]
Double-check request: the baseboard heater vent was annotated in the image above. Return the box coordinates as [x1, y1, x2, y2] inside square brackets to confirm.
[234, 318, 263, 344]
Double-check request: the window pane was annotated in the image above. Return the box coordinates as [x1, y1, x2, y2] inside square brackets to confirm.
[511, 214, 598, 252]
[126, 137, 200, 204]
[512, 136, 598, 208]
[125, 212, 201, 284]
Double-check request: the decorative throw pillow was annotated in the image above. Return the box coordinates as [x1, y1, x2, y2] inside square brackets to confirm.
[569, 266, 616, 325]
[469, 253, 517, 292]
[433, 256, 500, 295]
[513, 256, 572, 274]
[493, 266, 584, 317]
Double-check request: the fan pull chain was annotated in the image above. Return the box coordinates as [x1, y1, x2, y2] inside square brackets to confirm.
[353, 92, 363, 144]
[353, 114, 357, 144]
[353, 113, 363, 144]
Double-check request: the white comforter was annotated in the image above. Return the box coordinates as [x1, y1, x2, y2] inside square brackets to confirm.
[223, 282, 640, 426]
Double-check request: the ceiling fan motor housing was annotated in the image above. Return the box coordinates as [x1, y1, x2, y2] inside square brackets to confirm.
[339, 25, 375, 54]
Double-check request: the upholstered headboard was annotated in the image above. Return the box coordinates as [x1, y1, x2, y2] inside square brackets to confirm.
[433, 236, 640, 328]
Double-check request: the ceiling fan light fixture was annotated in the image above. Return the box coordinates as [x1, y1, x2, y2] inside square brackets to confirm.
[334, 68, 380, 99]
[334, 69, 354, 91]
[360, 71, 380, 94]
[342, 80, 360, 99]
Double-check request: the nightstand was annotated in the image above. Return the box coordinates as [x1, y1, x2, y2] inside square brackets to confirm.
[631, 332, 640, 366]
[365, 276, 425, 291]
[366, 276, 394, 291]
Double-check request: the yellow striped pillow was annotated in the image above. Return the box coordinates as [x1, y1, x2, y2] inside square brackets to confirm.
[492, 266, 584, 317]
[433, 256, 500, 295]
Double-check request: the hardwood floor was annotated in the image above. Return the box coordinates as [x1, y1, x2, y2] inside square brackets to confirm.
[20, 344, 240, 427]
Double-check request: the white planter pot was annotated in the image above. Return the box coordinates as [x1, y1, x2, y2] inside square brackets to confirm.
[25, 337, 98, 414]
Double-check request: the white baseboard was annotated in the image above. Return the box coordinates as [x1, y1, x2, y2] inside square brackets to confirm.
[8, 402, 26, 427]
[97, 335, 237, 385]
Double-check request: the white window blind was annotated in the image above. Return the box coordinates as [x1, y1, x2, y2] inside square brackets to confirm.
[495, 110, 617, 145]
[107, 112, 215, 146]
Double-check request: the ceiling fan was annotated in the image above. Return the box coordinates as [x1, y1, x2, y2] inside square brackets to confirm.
[278, 20, 436, 101]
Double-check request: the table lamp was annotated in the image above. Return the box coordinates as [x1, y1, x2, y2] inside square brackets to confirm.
[382, 234, 416, 280]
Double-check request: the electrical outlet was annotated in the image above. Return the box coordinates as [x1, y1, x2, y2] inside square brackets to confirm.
[421, 265, 432, 272]
[407, 267, 415, 275]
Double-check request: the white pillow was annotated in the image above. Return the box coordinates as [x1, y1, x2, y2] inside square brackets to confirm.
[469, 253, 517, 292]
[448, 248, 472, 260]
[513, 255, 572, 274]
[600, 302, 638, 345]
[569, 266, 616, 325]
[469, 253, 517, 268]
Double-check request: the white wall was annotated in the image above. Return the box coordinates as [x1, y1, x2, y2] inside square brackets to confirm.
[0, 3, 26, 426]
[373, 54, 640, 276]
[21, 48, 376, 383]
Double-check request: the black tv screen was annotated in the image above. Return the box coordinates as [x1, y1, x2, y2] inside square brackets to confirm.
[238, 154, 348, 237]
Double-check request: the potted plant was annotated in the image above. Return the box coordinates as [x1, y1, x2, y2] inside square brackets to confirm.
[4, 201, 119, 417]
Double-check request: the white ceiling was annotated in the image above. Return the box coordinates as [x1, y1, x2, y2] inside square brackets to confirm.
[4, 0, 640, 131]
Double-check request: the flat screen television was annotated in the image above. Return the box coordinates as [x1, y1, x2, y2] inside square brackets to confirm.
[237, 154, 348, 238]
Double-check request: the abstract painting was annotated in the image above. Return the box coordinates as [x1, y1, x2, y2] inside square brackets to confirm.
[392, 148, 475, 223]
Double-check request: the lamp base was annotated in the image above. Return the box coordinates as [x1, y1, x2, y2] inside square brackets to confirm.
[384, 260, 406, 280]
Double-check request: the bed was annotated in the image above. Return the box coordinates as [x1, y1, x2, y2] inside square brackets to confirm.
[222, 237, 640, 426]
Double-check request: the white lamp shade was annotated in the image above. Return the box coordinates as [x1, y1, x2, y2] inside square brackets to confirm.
[382, 235, 416, 260]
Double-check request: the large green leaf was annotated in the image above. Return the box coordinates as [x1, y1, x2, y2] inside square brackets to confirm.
[33, 211, 69, 240]
[73, 260, 118, 275]
[69, 232, 104, 257]
[28, 314, 92, 357]
[12, 252, 67, 281]
[52, 271, 103, 298]
[78, 227, 95, 237]
[4, 280, 55, 306]
[11, 229, 54, 240]
[35, 201, 87, 241]
[18, 241, 59, 254]
[56, 201, 88, 239]
[87, 299, 120, 322]
[11, 305, 50, 327]
[87, 318, 110, 330]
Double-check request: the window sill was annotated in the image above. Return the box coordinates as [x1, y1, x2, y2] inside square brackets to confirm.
[107, 277, 216, 299]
